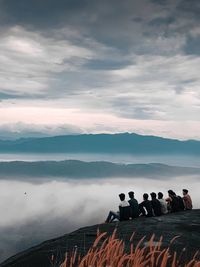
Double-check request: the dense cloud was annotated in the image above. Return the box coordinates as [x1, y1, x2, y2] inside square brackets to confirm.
[0, 0, 200, 138]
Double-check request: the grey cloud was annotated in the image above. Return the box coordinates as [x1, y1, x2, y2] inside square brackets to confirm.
[109, 96, 165, 120]
[0, 91, 20, 99]
[0, 0, 181, 52]
[149, 0, 167, 5]
[184, 35, 200, 55]
[177, 0, 200, 19]
[0, 89, 46, 100]
[0, 123, 82, 140]
[0, 0, 90, 29]
[149, 16, 175, 26]
[0, 0, 199, 131]
[0, 0, 197, 55]
[84, 59, 132, 70]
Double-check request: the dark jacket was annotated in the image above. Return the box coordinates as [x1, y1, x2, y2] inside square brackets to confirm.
[151, 199, 162, 216]
[128, 198, 140, 218]
[170, 196, 180, 212]
[177, 196, 185, 211]
[139, 200, 153, 217]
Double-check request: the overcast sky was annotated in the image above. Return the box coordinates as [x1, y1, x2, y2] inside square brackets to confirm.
[0, 0, 200, 139]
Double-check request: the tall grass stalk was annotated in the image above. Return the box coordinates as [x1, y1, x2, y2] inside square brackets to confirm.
[59, 230, 200, 267]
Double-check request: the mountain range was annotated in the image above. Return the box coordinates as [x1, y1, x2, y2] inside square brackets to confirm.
[0, 160, 200, 178]
[0, 133, 200, 154]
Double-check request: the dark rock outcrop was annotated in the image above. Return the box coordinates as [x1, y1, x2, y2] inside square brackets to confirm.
[1, 210, 200, 267]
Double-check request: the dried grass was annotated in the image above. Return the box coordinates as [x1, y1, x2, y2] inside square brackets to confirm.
[59, 230, 200, 267]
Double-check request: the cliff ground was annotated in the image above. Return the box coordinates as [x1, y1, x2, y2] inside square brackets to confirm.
[1, 210, 200, 267]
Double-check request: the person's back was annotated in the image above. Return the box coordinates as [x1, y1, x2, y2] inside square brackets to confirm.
[150, 192, 162, 216]
[119, 199, 130, 208]
[167, 190, 180, 212]
[182, 189, 193, 210]
[143, 200, 153, 217]
[128, 191, 139, 218]
[158, 192, 168, 215]
[139, 193, 153, 217]
[177, 195, 185, 211]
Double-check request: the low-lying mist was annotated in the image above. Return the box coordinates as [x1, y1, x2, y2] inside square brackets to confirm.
[0, 176, 199, 263]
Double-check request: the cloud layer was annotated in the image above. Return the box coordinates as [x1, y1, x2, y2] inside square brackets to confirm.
[0, 0, 200, 139]
[0, 175, 199, 262]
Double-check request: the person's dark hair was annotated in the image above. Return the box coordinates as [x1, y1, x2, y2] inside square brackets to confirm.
[150, 192, 156, 199]
[119, 193, 125, 201]
[168, 190, 176, 196]
[128, 191, 134, 199]
[158, 192, 163, 199]
[183, 189, 188, 194]
[143, 193, 149, 200]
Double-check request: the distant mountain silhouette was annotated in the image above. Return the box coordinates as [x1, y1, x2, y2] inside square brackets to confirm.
[0, 133, 200, 154]
[0, 160, 200, 178]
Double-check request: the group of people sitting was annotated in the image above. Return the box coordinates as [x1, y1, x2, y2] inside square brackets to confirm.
[105, 189, 193, 223]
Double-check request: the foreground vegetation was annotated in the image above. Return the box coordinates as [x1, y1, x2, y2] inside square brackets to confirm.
[58, 230, 200, 267]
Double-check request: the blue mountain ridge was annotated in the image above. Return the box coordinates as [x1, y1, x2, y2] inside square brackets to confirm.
[0, 160, 200, 178]
[0, 133, 199, 154]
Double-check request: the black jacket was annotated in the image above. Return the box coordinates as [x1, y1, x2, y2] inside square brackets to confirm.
[128, 198, 140, 218]
[151, 199, 162, 216]
[139, 200, 153, 217]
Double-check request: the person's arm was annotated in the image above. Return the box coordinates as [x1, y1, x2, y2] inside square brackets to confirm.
[182, 195, 187, 201]
[118, 202, 122, 212]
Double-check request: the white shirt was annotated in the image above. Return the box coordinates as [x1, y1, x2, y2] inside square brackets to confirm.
[159, 199, 168, 214]
[119, 200, 130, 207]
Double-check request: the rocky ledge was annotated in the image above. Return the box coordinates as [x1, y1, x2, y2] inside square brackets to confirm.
[1, 210, 200, 267]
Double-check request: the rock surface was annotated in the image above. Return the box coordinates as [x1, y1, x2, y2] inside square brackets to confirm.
[1, 210, 200, 267]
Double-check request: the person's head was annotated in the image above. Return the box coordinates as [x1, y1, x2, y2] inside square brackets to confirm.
[128, 191, 134, 199]
[150, 192, 156, 199]
[183, 189, 188, 196]
[158, 192, 163, 199]
[119, 193, 125, 201]
[168, 190, 175, 197]
[143, 193, 149, 200]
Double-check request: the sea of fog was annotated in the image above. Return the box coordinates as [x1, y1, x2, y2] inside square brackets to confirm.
[0, 153, 200, 263]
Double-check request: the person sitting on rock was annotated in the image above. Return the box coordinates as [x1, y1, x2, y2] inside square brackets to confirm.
[105, 193, 130, 223]
[139, 193, 153, 217]
[166, 190, 180, 212]
[182, 189, 193, 210]
[169, 190, 185, 211]
[128, 191, 140, 218]
[150, 192, 162, 216]
[158, 192, 168, 215]
[177, 192, 185, 211]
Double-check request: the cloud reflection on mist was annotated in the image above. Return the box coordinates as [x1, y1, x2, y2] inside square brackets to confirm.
[0, 176, 199, 263]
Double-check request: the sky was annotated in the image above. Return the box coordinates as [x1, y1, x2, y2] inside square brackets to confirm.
[0, 0, 200, 140]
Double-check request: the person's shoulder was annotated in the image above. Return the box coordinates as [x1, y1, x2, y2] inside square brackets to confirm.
[125, 200, 130, 206]
[129, 198, 138, 204]
[119, 200, 129, 207]
[159, 199, 166, 204]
